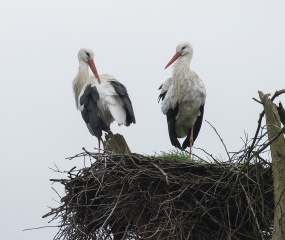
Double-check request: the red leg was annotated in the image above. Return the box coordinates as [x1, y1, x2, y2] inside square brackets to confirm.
[189, 125, 194, 156]
[97, 137, 101, 160]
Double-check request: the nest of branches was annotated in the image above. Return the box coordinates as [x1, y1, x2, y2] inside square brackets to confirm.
[44, 150, 273, 240]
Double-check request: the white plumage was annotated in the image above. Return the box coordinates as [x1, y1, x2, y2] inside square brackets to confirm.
[73, 48, 135, 152]
[158, 41, 206, 153]
[78, 74, 127, 126]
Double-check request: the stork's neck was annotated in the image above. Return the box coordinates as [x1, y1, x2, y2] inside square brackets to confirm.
[73, 61, 90, 109]
[171, 55, 192, 103]
[173, 55, 191, 79]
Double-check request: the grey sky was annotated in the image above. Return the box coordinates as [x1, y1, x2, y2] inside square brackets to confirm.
[1, 1, 285, 239]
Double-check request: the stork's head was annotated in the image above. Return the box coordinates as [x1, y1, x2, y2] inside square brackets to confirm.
[165, 41, 193, 69]
[78, 48, 101, 84]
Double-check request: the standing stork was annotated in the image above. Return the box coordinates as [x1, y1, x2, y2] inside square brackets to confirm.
[73, 48, 136, 154]
[158, 42, 206, 154]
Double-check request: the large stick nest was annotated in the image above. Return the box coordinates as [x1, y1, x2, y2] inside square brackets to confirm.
[44, 151, 273, 240]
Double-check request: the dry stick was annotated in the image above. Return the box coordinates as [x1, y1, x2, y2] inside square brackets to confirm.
[194, 147, 220, 164]
[271, 89, 285, 102]
[99, 182, 124, 231]
[65, 152, 86, 160]
[205, 120, 231, 162]
[181, 148, 207, 163]
[248, 125, 285, 163]
[223, 125, 285, 233]
[240, 125, 284, 180]
[51, 187, 62, 199]
[253, 97, 263, 104]
[23, 225, 61, 231]
[240, 180, 265, 240]
[247, 111, 265, 159]
[149, 162, 169, 185]
[248, 89, 285, 158]
[82, 147, 97, 159]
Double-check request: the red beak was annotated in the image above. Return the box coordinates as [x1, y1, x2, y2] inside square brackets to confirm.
[164, 52, 181, 69]
[88, 59, 101, 84]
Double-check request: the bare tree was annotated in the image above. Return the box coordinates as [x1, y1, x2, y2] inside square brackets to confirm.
[259, 90, 285, 240]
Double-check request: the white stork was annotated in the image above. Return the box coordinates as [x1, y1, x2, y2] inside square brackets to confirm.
[158, 42, 206, 154]
[73, 48, 136, 154]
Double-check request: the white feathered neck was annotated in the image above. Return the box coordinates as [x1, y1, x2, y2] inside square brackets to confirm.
[73, 61, 91, 109]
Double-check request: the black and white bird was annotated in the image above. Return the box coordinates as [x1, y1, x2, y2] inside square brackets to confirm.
[73, 48, 136, 153]
[158, 42, 206, 154]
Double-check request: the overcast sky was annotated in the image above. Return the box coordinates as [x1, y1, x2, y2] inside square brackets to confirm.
[1, 1, 285, 239]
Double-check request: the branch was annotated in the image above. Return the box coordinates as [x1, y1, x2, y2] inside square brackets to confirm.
[248, 89, 285, 158]
[252, 97, 262, 104]
[205, 120, 231, 162]
[149, 162, 169, 185]
[194, 147, 220, 164]
[23, 225, 62, 231]
[248, 125, 285, 163]
[82, 147, 97, 159]
[239, 181, 264, 240]
[223, 125, 285, 228]
[271, 89, 285, 102]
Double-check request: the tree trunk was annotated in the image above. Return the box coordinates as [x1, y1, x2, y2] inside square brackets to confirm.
[259, 91, 285, 240]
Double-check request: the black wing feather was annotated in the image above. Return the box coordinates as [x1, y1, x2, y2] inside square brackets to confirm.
[158, 84, 167, 102]
[182, 104, 205, 149]
[79, 84, 110, 138]
[166, 104, 181, 149]
[79, 85, 91, 106]
[110, 81, 136, 126]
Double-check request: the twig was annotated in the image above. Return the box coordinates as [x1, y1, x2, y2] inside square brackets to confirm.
[99, 182, 124, 231]
[149, 162, 169, 185]
[51, 187, 62, 199]
[205, 120, 231, 162]
[271, 89, 285, 102]
[240, 180, 265, 240]
[23, 225, 61, 231]
[194, 147, 220, 164]
[224, 125, 285, 222]
[248, 125, 285, 163]
[248, 89, 285, 158]
[252, 97, 262, 104]
[82, 147, 97, 159]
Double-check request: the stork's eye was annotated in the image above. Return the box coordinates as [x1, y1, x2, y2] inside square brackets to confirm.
[86, 52, 90, 57]
[182, 46, 186, 50]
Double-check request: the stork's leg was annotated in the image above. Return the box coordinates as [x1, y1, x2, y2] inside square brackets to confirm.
[97, 137, 101, 160]
[100, 137, 105, 150]
[98, 136, 108, 167]
[189, 125, 194, 156]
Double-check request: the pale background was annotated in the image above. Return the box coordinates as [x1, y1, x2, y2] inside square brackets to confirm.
[1, 1, 285, 239]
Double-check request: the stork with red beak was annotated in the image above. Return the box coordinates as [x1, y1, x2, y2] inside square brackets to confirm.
[73, 48, 136, 154]
[158, 42, 206, 155]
